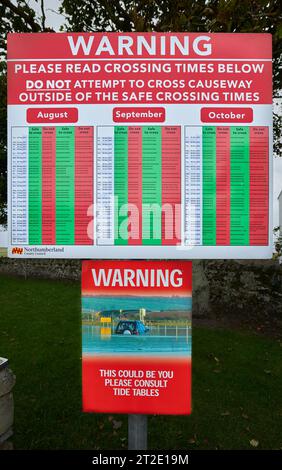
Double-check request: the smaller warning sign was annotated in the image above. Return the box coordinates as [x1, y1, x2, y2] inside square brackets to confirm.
[82, 260, 192, 415]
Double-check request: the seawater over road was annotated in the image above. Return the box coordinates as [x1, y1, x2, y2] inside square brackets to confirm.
[82, 325, 191, 356]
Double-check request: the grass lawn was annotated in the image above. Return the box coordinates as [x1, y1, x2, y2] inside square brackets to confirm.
[0, 274, 281, 450]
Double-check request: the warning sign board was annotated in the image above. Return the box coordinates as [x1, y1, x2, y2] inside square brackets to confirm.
[7, 33, 272, 258]
[82, 260, 192, 415]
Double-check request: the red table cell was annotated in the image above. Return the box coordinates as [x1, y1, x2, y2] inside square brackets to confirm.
[216, 127, 230, 245]
[161, 126, 181, 245]
[75, 127, 94, 245]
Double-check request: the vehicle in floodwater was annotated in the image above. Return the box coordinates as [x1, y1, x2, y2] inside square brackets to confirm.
[115, 320, 149, 336]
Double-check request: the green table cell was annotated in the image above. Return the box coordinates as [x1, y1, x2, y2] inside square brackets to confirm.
[114, 127, 128, 245]
[56, 127, 75, 245]
[142, 126, 162, 245]
[202, 127, 216, 245]
[230, 127, 250, 245]
[29, 127, 42, 245]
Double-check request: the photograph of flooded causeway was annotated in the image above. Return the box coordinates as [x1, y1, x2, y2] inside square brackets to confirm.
[82, 295, 192, 356]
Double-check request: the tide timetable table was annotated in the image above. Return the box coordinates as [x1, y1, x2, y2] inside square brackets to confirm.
[184, 126, 269, 246]
[11, 126, 93, 245]
[10, 124, 270, 253]
[96, 126, 181, 246]
[7, 33, 273, 259]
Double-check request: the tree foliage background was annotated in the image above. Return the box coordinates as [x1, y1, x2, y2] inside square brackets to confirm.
[0, 0, 281, 225]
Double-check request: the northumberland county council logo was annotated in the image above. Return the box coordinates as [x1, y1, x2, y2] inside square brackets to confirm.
[12, 247, 23, 255]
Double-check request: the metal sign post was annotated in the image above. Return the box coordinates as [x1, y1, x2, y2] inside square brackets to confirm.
[128, 414, 148, 450]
